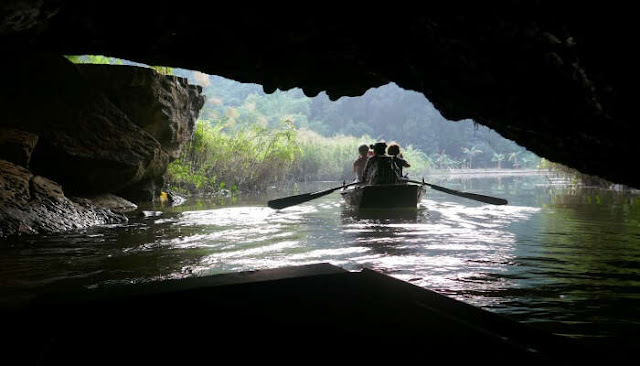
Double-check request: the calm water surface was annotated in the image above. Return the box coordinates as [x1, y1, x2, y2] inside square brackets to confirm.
[1, 173, 640, 350]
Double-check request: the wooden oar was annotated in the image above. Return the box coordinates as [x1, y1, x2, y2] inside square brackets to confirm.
[268, 182, 360, 209]
[404, 179, 508, 205]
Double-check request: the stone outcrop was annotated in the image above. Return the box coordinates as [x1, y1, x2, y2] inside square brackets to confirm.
[77, 64, 204, 160]
[0, 52, 203, 199]
[0, 128, 38, 168]
[79, 194, 138, 214]
[2, 53, 169, 198]
[0, 159, 127, 237]
[74, 64, 205, 201]
[1, 2, 635, 188]
[0, 52, 204, 237]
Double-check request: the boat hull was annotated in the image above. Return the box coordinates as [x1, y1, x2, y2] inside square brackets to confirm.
[340, 183, 426, 208]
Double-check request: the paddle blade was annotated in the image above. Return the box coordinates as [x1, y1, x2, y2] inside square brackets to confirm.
[267, 188, 336, 210]
[428, 184, 508, 205]
[403, 179, 508, 205]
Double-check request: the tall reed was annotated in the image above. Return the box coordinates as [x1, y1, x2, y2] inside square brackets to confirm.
[166, 120, 435, 193]
[167, 119, 300, 193]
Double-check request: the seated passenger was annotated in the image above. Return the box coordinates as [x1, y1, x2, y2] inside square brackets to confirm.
[362, 141, 401, 185]
[387, 142, 411, 177]
[353, 144, 370, 182]
[367, 144, 375, 157]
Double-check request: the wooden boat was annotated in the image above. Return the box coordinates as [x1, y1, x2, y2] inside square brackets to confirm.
[2, 264, 592, 364]
[340, 182, 426, 208]
[267, 178, 505, 210]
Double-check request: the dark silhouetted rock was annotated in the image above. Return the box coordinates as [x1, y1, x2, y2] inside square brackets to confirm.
[0, 128, 38, 167]
[0, 159, 127, 237]
[1, 53, 170, 198]
[1, 2, 635, 188]
[81, 193, 138, 214]
[0, 51, 204, 234]
[0, 52, 203, 204]
[0, 158, 32, 207]
[77, 64, 204, 160]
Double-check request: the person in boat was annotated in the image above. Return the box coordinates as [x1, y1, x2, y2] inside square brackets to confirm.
[387, 142, 411, 178]
[367, 144, 375, 157]
[352, 143, 370, 182]
[362, 141, 401, 185]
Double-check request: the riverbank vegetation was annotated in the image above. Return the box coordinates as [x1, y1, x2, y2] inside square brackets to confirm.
[66, 55, 547, 195]
[166, 119, 437, 194]
[165, 70, 541, 195]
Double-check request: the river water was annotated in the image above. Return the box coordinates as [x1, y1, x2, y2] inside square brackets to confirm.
[1, 172, 639, 352]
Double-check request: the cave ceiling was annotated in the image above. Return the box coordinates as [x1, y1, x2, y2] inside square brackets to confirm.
[1, 1, 638, 188]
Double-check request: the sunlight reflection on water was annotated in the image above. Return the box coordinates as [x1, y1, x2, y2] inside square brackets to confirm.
[3, 176, 640, 346]
[335, 199, 541, 302]
[137, 194, 543, 309]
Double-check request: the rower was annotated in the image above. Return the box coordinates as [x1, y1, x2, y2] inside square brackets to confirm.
[362, 141, 401, 185]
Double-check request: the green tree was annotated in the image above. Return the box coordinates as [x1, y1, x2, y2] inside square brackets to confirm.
[66, 54, 172, 74]
[252, 90, 310, 128]
[520, 152, 539, 169]
[434, 151, 460, 170]
[491, 153, 506, 169]
[65, 55, 124, 64]
[462, 146, 483, 168]
[150, 65, 174, 75]
[508, 151, 522, 168]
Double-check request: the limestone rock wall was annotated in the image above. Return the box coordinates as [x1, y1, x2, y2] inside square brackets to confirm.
[0, 53, 204, 237]
[0, 128, 38, 168]
[0, 159, 127, 237]
[77, 64, 204, 160]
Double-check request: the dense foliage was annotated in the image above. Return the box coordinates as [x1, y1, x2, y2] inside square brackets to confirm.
[177, 70, 540, 170]
[66, 56, 542, 194]
[166, 119, 435, 193]
[65, 55, 174, 75]
[167, 119, 298, 193]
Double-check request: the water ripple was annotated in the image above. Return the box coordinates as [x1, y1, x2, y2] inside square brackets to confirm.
[3, 176, 640, 348]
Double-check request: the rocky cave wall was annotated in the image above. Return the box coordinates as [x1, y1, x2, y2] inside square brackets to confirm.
[3, 2, 634, 187]
[1, 1, 639, 235]
[0, 52, 204, 237]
